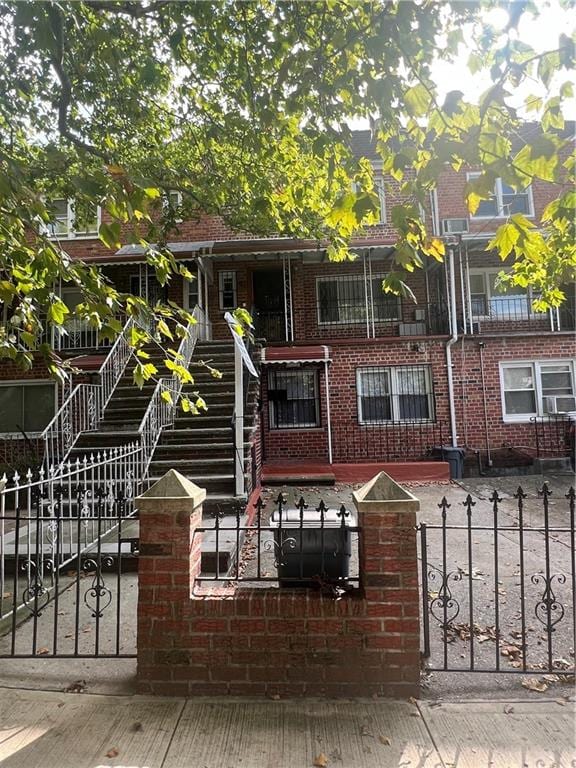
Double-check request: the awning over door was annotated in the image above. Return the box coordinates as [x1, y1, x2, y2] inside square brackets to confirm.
[260, 345, 331, 365]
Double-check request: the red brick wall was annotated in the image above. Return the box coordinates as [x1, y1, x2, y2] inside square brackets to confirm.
[137, 493, 420, 698]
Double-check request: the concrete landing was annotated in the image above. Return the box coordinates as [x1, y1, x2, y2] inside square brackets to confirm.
[0, 687, 573, 768]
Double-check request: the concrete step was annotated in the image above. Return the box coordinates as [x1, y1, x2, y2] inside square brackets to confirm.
[73, 430, 139, 448]
[145, 473, 236, 494]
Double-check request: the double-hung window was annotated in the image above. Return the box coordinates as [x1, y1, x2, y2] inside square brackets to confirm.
[45, 198, 100, 238]
[268, 369, 320, 429]
[218, 271, 237, 310]
[469, 270, 531, 319]
[0, 382, 56, 434]
[500, 360, 576, 420]
[357, 366, 434, 423]
[317, 274, 399, 325]
[467, 173, 533, 219]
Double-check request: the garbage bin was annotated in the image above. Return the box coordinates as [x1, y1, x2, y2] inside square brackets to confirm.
[433, 446, 465, 479]
[269, 507, 355, 588]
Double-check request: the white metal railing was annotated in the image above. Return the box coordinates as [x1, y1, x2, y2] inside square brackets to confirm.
[0, 441, 143, 622]
[53, 319, 114, 352]
[138, 309, 202, 478]
[42, 316, 146, 467]
[42, 384, 102, 471]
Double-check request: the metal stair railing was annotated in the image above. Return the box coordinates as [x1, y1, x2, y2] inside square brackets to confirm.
[138, 307, 203, 480]
[42, 315, 147, 468]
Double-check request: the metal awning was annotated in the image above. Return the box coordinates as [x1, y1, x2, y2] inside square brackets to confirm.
[260, 345, 331, 365]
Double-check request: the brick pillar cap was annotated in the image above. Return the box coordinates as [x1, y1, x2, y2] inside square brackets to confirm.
[136, 469, 206, 506]
[352, 471, 419, 513]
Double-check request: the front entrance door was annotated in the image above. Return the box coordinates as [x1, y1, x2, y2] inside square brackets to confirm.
[252, 269, 285, 342]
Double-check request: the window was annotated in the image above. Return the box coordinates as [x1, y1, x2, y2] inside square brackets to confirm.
[219, 271, 237, 310]
[353, 177, 386, 225]
[45, 198, 100, 238]
[469, 270, 531, 319]
[500, 360, 576, 420]
[163, 190, 183, 222]
[0, 382, 56, 433]
[317, 275, 399, 325]
[268, 369, 320, 429]
[357, 366, 434, 423]
[467, 173, 533, 219]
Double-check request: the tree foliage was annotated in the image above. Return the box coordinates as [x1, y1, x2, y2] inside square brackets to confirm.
[0, 0, 574, 378]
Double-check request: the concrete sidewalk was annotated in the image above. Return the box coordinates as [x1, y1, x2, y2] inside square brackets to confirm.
[0, 686, 573, 768]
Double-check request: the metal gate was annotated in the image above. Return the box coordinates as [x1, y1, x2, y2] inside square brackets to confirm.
[419, 484, 575, 676]
[0, 444, 141, 658]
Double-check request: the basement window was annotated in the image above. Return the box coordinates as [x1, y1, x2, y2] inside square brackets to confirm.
[268, 369, 320, 429]
[0, 382, 57, 434]
[357, 366, 434, 424]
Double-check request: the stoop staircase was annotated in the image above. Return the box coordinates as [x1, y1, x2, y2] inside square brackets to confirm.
[146, 339, 259, 515]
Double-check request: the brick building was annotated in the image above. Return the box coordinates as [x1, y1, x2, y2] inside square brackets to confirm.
[1, 127, 574, 485]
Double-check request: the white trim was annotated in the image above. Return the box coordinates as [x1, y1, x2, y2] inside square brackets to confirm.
[0, 380, 58, 434]
[467, 172, 534, 220]
[499, 359, 576, 422]
[44, 198, 101, 240]
[356, 365, 435, 425]
[218, 270, 237, 310]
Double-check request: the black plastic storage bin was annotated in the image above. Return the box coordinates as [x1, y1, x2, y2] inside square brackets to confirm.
[433, 446, 465, 479]
[269, 508, 355, 588]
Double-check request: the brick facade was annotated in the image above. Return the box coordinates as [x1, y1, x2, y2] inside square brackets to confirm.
[137, 478, 420, 698]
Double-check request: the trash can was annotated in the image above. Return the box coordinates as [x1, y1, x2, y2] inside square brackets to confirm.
[433, 446, 465, 479]
[269, 507, 355, 588]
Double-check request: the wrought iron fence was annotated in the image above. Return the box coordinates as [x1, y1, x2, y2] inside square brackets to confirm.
[332, 419, 445, 463]
[195, 493, 360, 591]
[253, 310, 286, 342]
[0, 442, 142, 658]
[420, 484, 575, 676]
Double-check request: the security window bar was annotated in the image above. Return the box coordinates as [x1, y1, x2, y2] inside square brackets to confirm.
[268, 369, 320, 429]
[219, 271, 237, 310]
[357, 366, 434, 424]
[0, 382, 56, 433]
[467, 173, 533, 219]
[317, 274, 399, 325]
[501, 360, 576, 420]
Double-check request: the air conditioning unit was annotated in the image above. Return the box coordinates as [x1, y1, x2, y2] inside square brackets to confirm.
[414, 308, 426, 322]
[543, 395, 576, 414]
[442, 218, 470, 235]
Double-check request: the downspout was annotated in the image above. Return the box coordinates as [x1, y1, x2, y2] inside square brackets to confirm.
[478, 341, 493, 467]
[362, 250, 370, 339]
[458, 244, 468, 335]
[323, 347, 333, 464]
[445, 246, 458, 447]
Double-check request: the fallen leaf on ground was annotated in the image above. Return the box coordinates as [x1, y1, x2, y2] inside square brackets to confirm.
[36, 647, 49, 655]
[105, 747, 119, 759]
[313, 753, 329, 767]
[522, 678, 549, 693]
[408, 696, 418, 705]
[2, 592, 11, 599]
[359, 724, 372, 737]
[378, 735, 391, 745]
[64, 679, 87, 693]
[504, 705, 514, 714]
[131, 721, 143, 732]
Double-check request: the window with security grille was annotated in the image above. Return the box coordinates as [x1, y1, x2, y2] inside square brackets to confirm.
[268, 369, 320, 429]
[357, 366, 434, 423]
[317, 274, 399, 325]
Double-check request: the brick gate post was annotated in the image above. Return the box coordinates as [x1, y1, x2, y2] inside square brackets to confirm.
[353, 471, 421, 693]
[135, 469, 205, 692]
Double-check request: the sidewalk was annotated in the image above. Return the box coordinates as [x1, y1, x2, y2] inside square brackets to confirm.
[0, 685, 573, 768]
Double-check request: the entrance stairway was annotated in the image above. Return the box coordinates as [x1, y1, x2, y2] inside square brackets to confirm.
[146, 339, 259, 515]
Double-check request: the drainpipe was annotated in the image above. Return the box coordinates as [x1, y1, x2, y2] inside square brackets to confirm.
[445, 246, 458, 447]
[323, 348, 333, 464]
[478, 340, 493, 467]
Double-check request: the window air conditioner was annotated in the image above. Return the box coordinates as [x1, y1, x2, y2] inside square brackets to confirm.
[442, 218, 470, 235]
[414, 308, 426, 322]
[543, 395, 576, 414]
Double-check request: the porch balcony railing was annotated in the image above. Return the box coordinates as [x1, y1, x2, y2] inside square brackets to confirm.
[253, 309, 286, 342]
[467, 297, 564, 334]
[52, 318, 116, 352]
[315, 300, 450, 337]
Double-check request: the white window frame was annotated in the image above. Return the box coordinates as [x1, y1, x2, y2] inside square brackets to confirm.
[316, 273, 400, 326]
[499, 359, 576, 422]
[0, 380, 58, 436]
[469, 268, 532, 320]
[218, 271, 237, 310]
[356, 365, 435, 424]
[163, 190, 183, 223]
[44, 198, 101, 240]
[467, 172, 534, 219]
[267, 368, 320, 430]
[352, 176, 386, 225]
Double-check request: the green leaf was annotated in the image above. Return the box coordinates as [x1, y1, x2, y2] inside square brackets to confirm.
[47, 299, 70, 326]
[404, 83, 432, 117]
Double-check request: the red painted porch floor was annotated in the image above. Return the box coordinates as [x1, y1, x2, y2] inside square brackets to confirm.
[262, 460, 450, 485]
